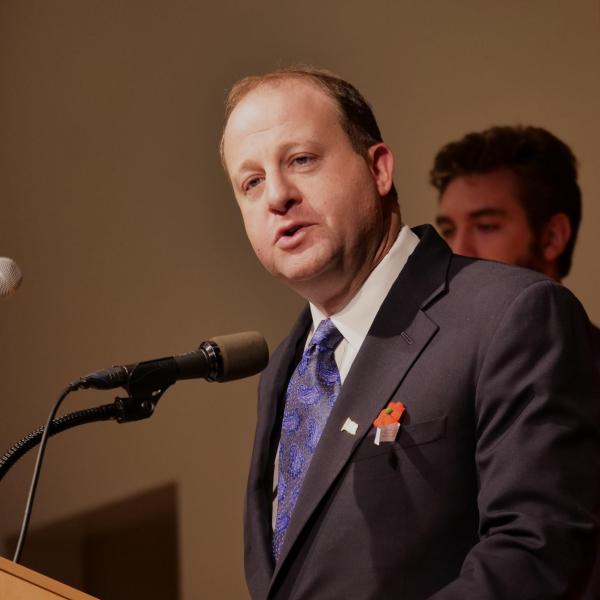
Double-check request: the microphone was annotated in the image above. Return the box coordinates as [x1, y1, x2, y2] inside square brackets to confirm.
[77, 331, 269, 391]
[0, 257, 23, 297]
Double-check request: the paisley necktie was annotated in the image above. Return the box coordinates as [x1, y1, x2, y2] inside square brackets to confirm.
[272, 318, 343, 561]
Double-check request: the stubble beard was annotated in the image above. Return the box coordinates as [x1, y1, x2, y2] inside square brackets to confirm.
[514, 237, 546, 274]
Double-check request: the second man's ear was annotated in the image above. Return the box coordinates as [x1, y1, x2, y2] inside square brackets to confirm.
[541, 212, 572, 263]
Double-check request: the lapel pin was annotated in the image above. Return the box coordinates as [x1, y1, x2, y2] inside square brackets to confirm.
[341, 417, 359, 436]
[373, 401, 405, 445]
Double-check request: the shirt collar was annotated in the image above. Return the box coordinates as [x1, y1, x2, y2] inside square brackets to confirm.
[310, 225, 419, 349]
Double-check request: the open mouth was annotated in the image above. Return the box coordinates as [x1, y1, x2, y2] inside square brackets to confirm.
[283, 225, 302, 237]
[275, 223, 312, 247]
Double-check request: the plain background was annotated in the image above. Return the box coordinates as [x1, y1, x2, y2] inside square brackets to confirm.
[1, 1, 598, 597]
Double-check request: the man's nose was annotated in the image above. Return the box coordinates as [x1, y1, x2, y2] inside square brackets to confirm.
[450, 230, 477, 257]
[265, 173, 300, 214]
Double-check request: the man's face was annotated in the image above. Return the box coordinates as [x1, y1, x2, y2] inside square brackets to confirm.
[222, 80, 392, 302]
[436, 168, 543, 270]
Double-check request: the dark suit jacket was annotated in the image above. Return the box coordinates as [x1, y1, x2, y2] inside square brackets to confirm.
[244, 225, 600, 600]
[584, 324, 600, 600]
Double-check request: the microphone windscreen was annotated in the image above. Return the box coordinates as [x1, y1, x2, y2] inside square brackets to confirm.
[0, 257, 23, 297]
[210, 331, 269, 382]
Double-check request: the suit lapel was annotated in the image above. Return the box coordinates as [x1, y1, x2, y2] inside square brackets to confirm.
[270, 225, 452, 586]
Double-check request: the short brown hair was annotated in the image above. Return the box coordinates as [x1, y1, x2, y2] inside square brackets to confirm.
[221, 66, 397, 201]
[430, 126, 581, 278]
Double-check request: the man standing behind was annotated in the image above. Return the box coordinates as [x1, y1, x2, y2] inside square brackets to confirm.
[431, 126, 580, 284]
[221, 69, 599, 599]
[431, 125, 599, 599]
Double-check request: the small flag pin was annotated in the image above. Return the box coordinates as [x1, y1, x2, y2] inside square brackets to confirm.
[341, 418, 359, 436]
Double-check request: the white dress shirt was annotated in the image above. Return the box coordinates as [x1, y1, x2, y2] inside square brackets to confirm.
[309, 224, 419, 382]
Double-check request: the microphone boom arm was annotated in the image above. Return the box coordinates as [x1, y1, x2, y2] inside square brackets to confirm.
[0, 403, 119, 484]
[0, 383, 175, 486]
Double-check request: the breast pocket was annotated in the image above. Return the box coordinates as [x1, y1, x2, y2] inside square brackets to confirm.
[350, 416, 447, 463]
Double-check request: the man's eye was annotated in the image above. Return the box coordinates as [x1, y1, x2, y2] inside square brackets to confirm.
[243, 177, 263, 192]
[292, 155, 313, 166]
[476, 223, 500, 232]
[440, 228, 455, 239]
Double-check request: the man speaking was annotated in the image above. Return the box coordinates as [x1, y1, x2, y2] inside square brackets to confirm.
[220, 67, 600, 599]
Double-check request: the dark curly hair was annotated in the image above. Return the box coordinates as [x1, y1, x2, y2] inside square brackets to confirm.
[430, 126, 581, 278]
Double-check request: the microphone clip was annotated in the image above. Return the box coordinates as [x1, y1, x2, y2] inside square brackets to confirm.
[112, 358, 178, 423]
[113, 396, 159, 423]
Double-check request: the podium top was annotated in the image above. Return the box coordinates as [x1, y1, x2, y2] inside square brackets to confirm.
[0, 555, 99, 599]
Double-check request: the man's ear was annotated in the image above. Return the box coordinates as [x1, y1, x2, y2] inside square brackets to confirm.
[541, 212, 572, 263]
[367, 143, 395, 197]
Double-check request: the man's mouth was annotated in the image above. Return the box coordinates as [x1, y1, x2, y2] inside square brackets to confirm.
[275, 223, 312, 247]
[283, 225, 302, 237]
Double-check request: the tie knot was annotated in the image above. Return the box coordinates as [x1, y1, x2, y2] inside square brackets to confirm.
[310, 319, 343, 351]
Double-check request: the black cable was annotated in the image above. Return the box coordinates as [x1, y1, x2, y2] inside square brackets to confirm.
[12, 382, 81, 563]
[0, 403, 118, 484]
[9, 378, 165, 562]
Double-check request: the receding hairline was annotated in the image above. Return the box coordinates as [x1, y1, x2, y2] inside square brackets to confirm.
[220, 72, 346, 168]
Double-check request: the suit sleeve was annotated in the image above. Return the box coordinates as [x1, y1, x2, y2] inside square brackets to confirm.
[429, 280, 600, 599]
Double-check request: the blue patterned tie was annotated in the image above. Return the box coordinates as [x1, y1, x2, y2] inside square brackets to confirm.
[272, 318, 343, 561]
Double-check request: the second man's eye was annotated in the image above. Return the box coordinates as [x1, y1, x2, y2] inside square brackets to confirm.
[476, 223, 501, 232]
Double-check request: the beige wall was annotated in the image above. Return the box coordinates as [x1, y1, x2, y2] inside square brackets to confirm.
[0, 1, 598, 597]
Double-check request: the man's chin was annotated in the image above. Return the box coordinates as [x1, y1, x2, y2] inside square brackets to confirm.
[276, 266, 327, 285]
[272, 262, 339, 294]
[514, 248, 547, 275]
[270, 250, 336, 284]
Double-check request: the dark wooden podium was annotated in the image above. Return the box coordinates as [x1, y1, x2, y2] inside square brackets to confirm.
[0, 556, 98, 599]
